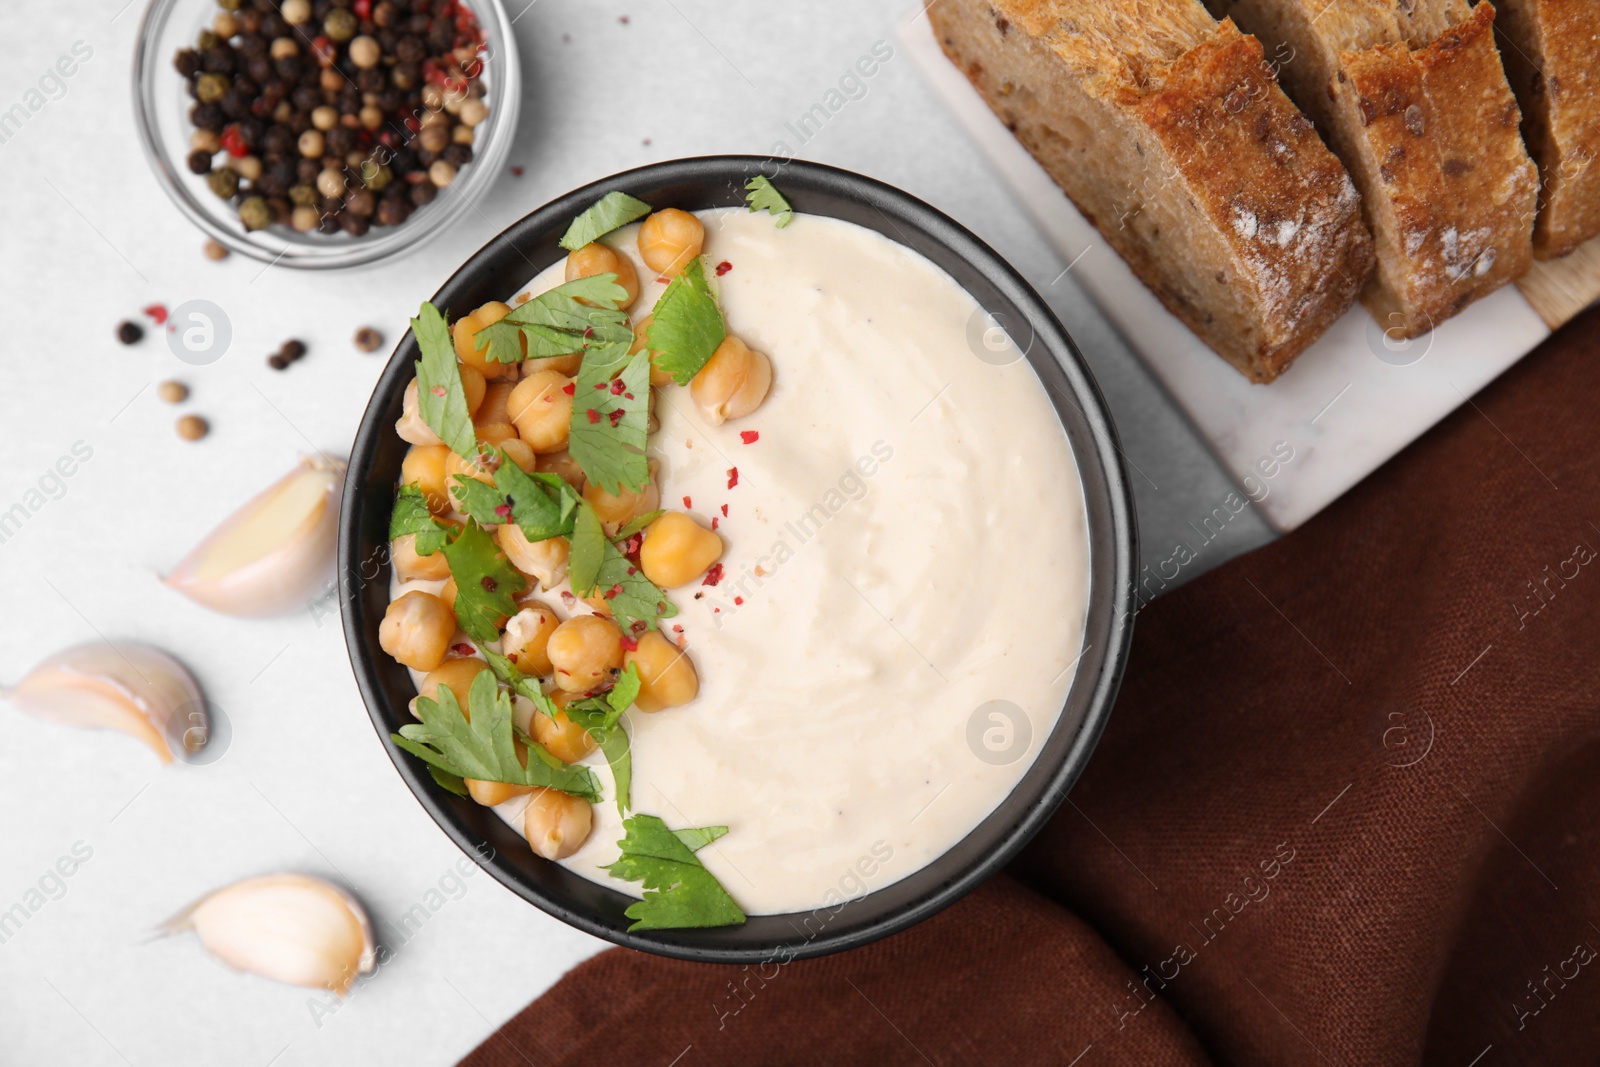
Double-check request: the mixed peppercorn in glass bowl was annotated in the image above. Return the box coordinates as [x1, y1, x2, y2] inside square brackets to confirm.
[133, 0, 520, 269]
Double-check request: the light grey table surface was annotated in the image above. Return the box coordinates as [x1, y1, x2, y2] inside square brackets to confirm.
[0, 2, 1271, 1064]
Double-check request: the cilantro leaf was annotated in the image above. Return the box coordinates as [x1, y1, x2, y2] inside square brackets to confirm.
[475, 277, 633, 366]
[605, 814, 746, 931]
[481, 646, 559, 720]
[745, 175, 794, 228]
[595, 538, 677, 633]
[439, 520, 526, 643]
[559, 191, 654, 252]
[392, 671, 602, 802]
[412, 302, 477, 458]
[568, 348, 652, 496]
[648, 258, 726, 386]
[391, 484, 450, 555]
[564, 662, 641, 817]
[428, 766, 470, 797]
[568, 501, 606, 595]
[450, 453, 580, 542]
[614, 509, 664, 540]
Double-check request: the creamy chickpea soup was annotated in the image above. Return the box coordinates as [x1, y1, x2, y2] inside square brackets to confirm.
[381, 190, 1088, 924]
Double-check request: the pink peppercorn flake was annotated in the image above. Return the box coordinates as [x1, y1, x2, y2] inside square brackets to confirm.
[560, 591, 577, 606]
[715, 261, 732, 277]
[734, 596, 744, 606]
[431, 385, 447, 398]
[711, 517, 719, 530]
[511, 166, 524, 176]
[610, 378, 626, 395]
[619, 634, 638, 651]
[452, 643, 476, 656]
[702, 563, 725, 587]
[721, 504, 729, 517]
[727, 467, 739, 489]
[494, 503, 512, 519]
[586, 409, 601, 424]
[561, 382, 575, 396]
[607, 409, 624, 427]
[682, 495, 692, 508]
[740, 430, 759, 444]
[142, 304, 169, 325]
[480, 576, 498, 592]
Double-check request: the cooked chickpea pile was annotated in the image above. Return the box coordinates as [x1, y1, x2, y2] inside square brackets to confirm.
[380, 206, 769, 862]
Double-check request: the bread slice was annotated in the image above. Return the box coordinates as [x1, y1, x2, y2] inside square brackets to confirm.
[930, 0, 1374, 383]
[1207, 0, 1539, 335]
[1491, 0, 1600, 258]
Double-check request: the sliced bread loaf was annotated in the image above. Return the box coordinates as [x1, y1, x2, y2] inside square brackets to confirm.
[1209, 0, 1539, 335]
[1491, 0, 1600, 258]
[930, 0, 1374, 383]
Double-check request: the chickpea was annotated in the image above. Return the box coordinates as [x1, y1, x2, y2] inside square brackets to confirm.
[522, 788, 593, 860]
[499, 438, 537, 473]
[625, 631, 700, 712]
[497, 526, 570, 588]
[379, 591, 456, 672]
[417, 657, 489, 714]
[637, 208, 704, 278]
[630, 315, 673, 387]
[639, 512, 724, 589]
[477, 421, 518, 447]
[525, 353, 583, 377]
[531, 693, 599, 762]
[445, 449, 495, 506]
[583, 458, 661, 527]
[475, 380, 516, 428]
[392, 532, 452, 582]
[401, 445, 452, 512]
[508, 370, 574, 453]
[581, 593, 614, 618]
[547, 615, 623, 693]
[691, 335, 772, 426]
[503, 601, 559, 676]
[565, 242, 640, 309]
[467, 777, 531, 807]
[452, 301, 518, 379]
[536, 450, 586, 494]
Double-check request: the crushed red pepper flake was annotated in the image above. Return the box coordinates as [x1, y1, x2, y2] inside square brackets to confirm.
[739, 430, 759, 444]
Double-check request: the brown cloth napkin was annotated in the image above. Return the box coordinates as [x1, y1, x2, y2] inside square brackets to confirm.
[463, 308, 1600, 1067]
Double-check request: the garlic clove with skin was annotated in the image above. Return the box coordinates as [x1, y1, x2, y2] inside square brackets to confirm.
[164, 455, 345, 618]
[162, 874, 376, 995]
[3, 642, 206, 764]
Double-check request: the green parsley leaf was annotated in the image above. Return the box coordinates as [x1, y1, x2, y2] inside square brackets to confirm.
[564, 662, 641, 817]
[393, 671, 602, 802]
[745, 175, 794, 228]
[605, 814, 746, 931]
[439, 520, 526, 643]
[567, 501, 607, 595]
[648, 258, 726, 386]
[559, 191, 654, 252]
[428, 766, 470, 797]
[481, 647, 559, 720]
[390, 484, 450, 555]
[412, 302, 477, 458]
[595, 538, 678, 633]
[568, 348, 652, 495]
[614, 509, 664, 540]
[475, 277, 633, 366]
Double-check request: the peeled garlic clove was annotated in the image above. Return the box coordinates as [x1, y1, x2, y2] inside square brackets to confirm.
[165, 455, 345, 618]
[162, 874, 375, 995]
[396, 378, 444, 446]
[4, 642, 206, 764]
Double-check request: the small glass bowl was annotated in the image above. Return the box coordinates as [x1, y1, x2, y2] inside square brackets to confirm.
[132, 0, 521, 270]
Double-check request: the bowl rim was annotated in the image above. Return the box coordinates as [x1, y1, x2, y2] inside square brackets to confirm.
[339, 154, 1138, 961]
[129, 0, 521, 270]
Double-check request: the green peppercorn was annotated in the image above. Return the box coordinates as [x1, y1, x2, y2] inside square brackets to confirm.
[196, 73, 230, 103]
[361, 163, 393, 192]
[206, 168, 239, 199]
[238, 196, 272, 231]
[197, 30, 219, 51]
[217, 0, 242, 9]
[288, 183, 318, 207]
[324, 9, 358, 42]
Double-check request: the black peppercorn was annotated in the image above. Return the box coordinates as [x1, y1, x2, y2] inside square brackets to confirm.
[174, 49, 202, 77]
[262, 124, 295, 155]
[202, 46, 236, 74]
[219, 88, 250, 119]
[279, 339, 307, 361]
[442, 143, 471, 167]
[389, 146, 417, 174]
[268, 353, 290, 370]
[239, 116, 266, 144]
[394, 35, 425, 63]
[259, 12, 285, 37]
[247, 55, 274, 84]
[267, 197, 293, 225]
[296, 157, 322, 184]
[191, 102, 226, 131]
[410, 180, 436, 207]
[317, 213, 342, 235]
[339, 211, 371, 236]
[116, 321, 144, 345]
[356, 67, 385, 94]
[291, 85, 321, 111]
[239, 9, 263, 33]
[345, 188, 376, 216]
[325, 126, 354, 155]
[427, 22, 453, 52]
[376, 196, 408, 227]
[275, 55, 305, 81]
[186, 149, 214, 174]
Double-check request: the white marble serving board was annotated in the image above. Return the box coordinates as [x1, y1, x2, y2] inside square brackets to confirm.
[899, 6, 1552, 531]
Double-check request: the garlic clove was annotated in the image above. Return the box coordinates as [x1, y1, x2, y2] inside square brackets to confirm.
[162, 874, 376, 995]
[164, 455, 345, 618]
[4, 642, 207, 764]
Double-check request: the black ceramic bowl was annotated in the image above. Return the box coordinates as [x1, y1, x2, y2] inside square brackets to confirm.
[339, 156, 1137, 962]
